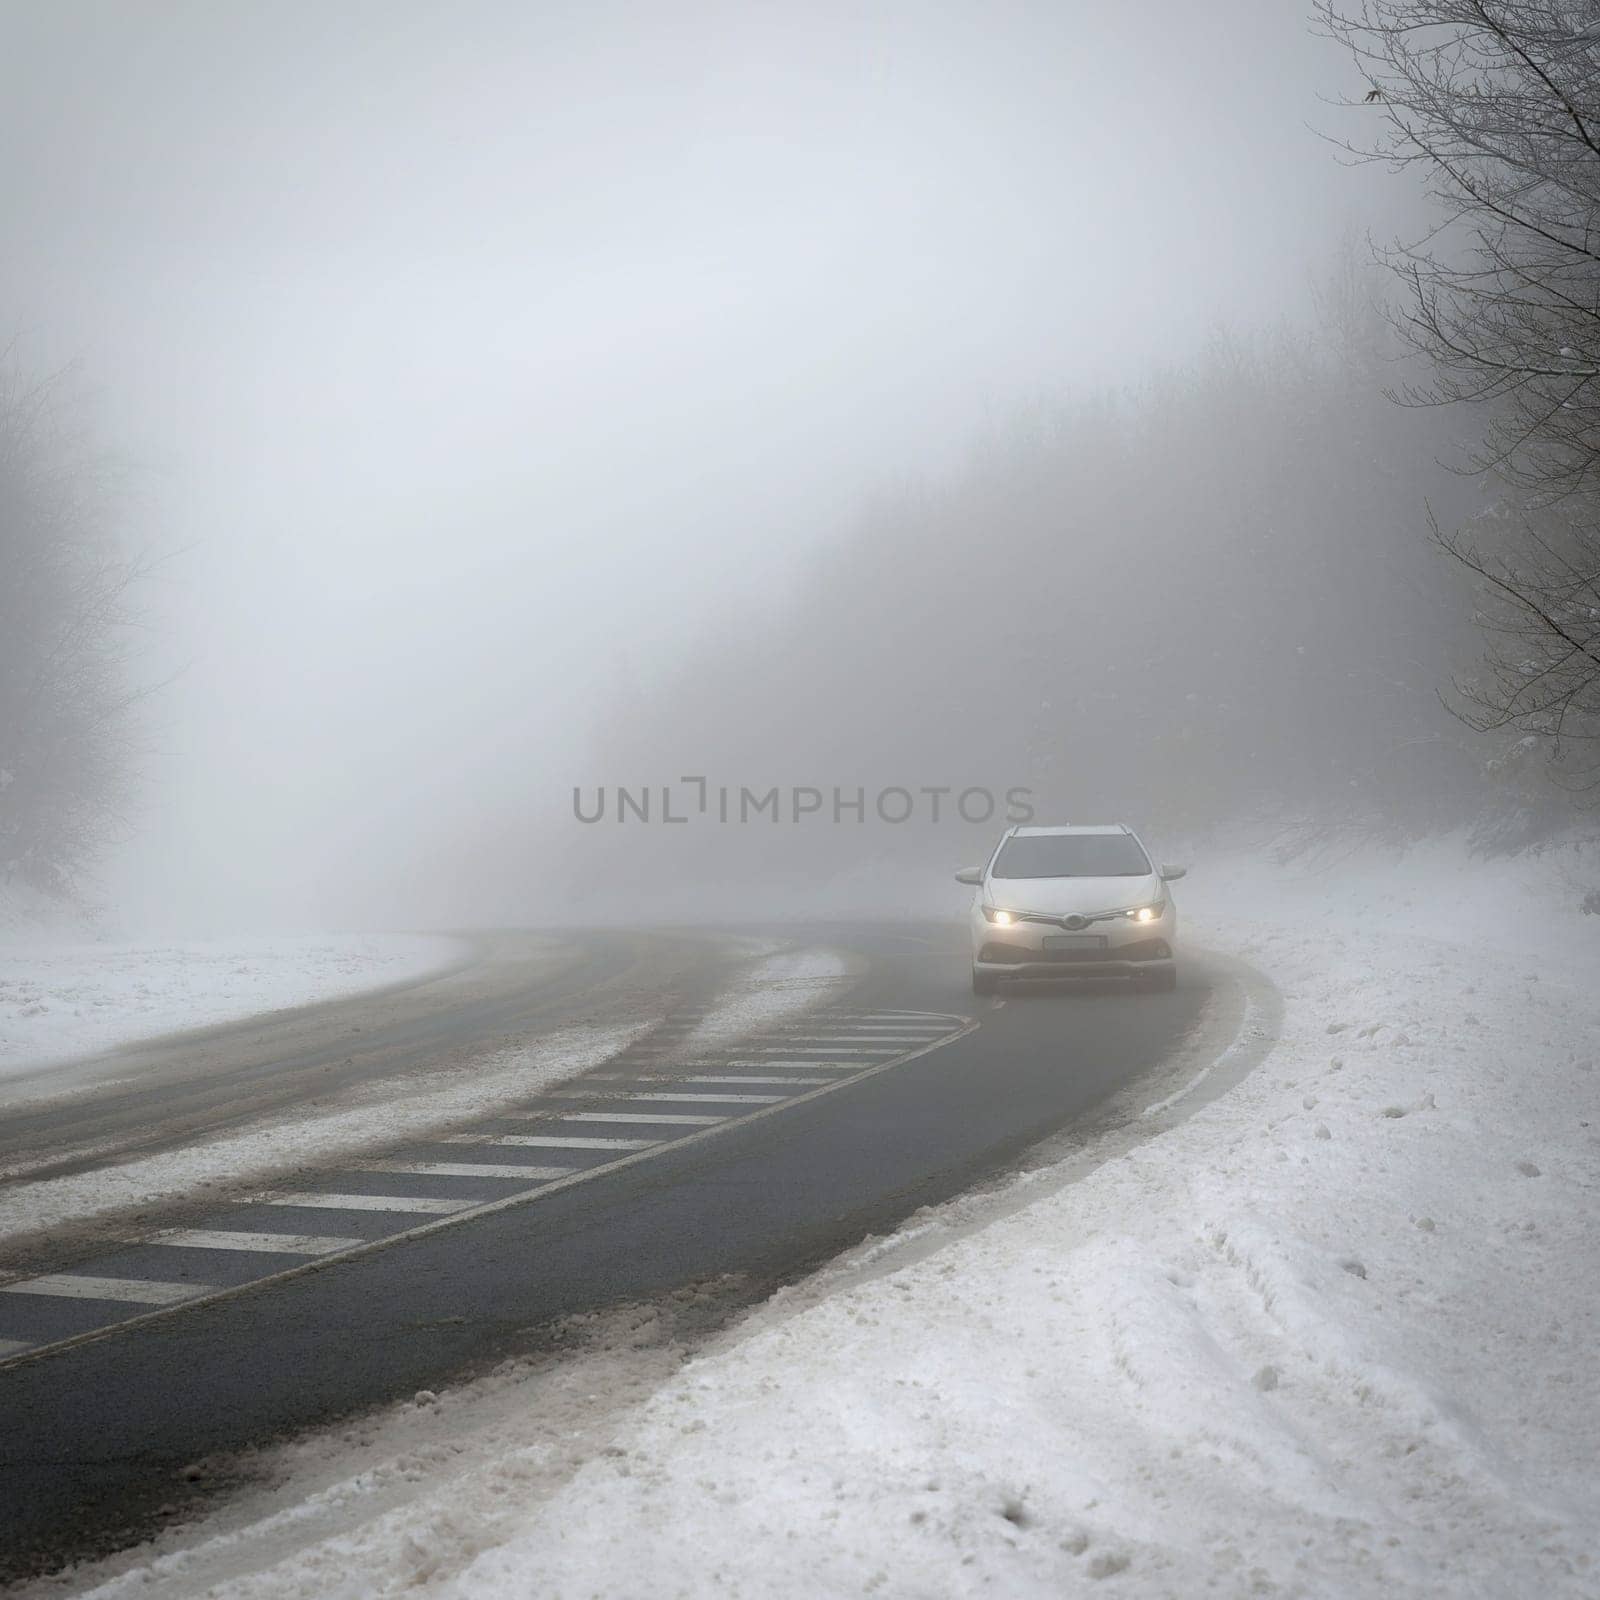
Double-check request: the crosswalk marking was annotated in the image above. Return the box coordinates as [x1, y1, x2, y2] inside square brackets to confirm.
[756, 1044, 900, 1054]
[585, 1072, 831, 1087]
[757, 1046, 902, 1056]
[605, 1061, 752, 1071]
[767, 1034, 931, 1043]
[611, 1090, 786, 1105]
[0, 1274, 217, 1306]
[685, 1074, 834, 1085]
[834, 1014, 947, 1024]
[0, 1009, 966, 1369]
[552, 1089, 784, 1105]
[814, 1022, 947, 1029]
[806, 1024, 940, 1036]
[362, 1160, 574, 1180]
[152, 1230, 367, 1256]
[766, 1041, 916, 1050]
[264, 1192, 475, 1215]
[555, 1110, 724, 1126]
[737, 1059, 863, 1070]
[447, 1133, 657, 1150]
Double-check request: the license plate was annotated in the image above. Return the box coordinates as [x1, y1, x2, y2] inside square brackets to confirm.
[1042, 934, 1106, 952]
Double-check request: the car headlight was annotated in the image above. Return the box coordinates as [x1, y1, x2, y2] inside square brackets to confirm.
[982, 906, 1017, 926]
[1125, 901, 1167, 924]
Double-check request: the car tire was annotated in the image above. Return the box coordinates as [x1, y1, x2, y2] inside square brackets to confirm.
[1141, 966, 1178, 993]
[971, 966, 1000, 996]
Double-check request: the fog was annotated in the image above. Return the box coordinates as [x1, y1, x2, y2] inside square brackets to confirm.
[1, 1, 1428, 931]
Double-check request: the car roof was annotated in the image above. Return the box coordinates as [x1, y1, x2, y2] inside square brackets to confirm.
[1008, 823, 1130, 837]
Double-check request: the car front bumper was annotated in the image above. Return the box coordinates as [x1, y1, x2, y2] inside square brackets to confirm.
[970, 907, 1177, 981]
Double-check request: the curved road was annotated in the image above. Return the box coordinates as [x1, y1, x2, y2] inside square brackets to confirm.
[0, 922, 1227, 1579]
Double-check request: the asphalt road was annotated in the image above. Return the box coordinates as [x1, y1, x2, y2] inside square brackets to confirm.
[0, 922, 1216, 1580]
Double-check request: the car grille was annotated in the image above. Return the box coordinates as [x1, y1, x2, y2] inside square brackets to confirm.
[978, 938, 1171, 965]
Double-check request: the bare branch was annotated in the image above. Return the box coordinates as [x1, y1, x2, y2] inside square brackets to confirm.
[1319, 0, 1600, 782]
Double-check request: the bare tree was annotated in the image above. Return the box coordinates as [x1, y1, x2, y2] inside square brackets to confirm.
[0, 355, 148, 896]
[1317, 0, 1600, 778]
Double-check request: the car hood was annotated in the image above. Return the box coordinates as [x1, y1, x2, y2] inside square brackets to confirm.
[984, 873, 1162, 917]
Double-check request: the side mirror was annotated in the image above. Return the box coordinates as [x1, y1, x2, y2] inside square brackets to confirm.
[1160, 864, 1187, 882]
[954, 867, 984, 886]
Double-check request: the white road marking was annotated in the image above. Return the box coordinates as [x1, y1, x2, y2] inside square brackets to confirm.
[264, 1192, 475, 1215]
[447, 1133, 657, 1150]
[741, 1059, 863, 1070]
[756, 1042, 901, 1051]
[813, 1026, 939, 1042]
[0, 1006, 981, 1373]
[837, 1012, 945, 1020]
[685, 1074, 834, 1085]
[768, 1034, 932, 1043]
[153, 1230, 366, 1256]
[758, 1045, 902, 1055]
[830, 1032, 949, 1039]
[362, 1160, 575, 1180]
[846, 1021, 954, 1030]
[550, 1088, 783, 1104]
[0, 1274, 216, 1306]
[779, 1023, 936, 1031]
[555, 1111, 724, 1126]
[823, 1023, 948, 1030]
[819, 1030, 940, 1043]
[766, 1044, 921, 1053]
[610, 1091, 786, 1105]
[600, 1061, 752, 1071]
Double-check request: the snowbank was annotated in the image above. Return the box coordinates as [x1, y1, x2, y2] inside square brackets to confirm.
[0, 932, 466, 1077]
[50, 842, 1600, 1598]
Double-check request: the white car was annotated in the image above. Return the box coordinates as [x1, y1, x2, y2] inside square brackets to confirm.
[955, 823, 1185, 994]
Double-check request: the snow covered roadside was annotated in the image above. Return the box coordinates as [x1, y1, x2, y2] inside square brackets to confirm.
[51, 839, 1600, 1600]
[0, 932, 466, 1078]
[444, 843, 1591, 1600]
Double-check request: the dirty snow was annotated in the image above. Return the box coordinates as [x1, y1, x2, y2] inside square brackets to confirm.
[40, 839, 1600, 1599]
[0, 932, 465, 1077]
[0, 1022, 652, 1248]
[679, 944, 861, 1051]
[0, 939, 850, 1255]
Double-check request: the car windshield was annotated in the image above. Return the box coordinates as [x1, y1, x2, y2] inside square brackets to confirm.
[991, 834, 1151, 878]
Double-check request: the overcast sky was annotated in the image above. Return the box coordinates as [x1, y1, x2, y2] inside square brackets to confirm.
[0, 0, 1404, 929]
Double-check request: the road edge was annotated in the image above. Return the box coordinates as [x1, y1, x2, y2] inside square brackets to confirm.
[722, 945, 1281, 1324]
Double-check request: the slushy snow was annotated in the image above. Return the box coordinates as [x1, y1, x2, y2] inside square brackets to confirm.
[0, 942, 854, 1254]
